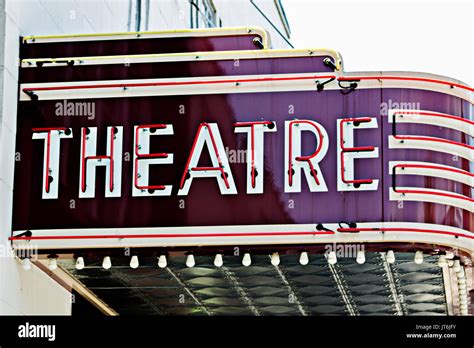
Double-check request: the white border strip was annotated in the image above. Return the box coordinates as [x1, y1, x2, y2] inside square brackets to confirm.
[20, 72, 473, 102]
[390, 187, 473, 212]
[389, 161, 474, 187]
[21, 48, 342, 70]
[388, 135, 474, 161]
[10, 222, 473, 254]
[388, 109, 474, 137]
[22, 27, 270, 46]
[19, 72, 337, 101]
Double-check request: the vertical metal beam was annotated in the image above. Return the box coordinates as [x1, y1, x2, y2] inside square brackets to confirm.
[220, 266, 261, 316]
[379, 252, 406, 315]
[327, 263, 359, 316]
[166, 268, 212, 316]
[269, 256, 308, 316]
[110, 268, 166, 315]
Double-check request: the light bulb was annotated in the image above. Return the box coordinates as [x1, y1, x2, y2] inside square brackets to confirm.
[158, 255, 167, 268]
[75, 257, 85, 270]
[386, 250, 395, 264]
[437, 255, 447, 267]
[356, 250, 365, 264]
[130, 255, 139, 269]
[299, 252, 309, 265]
[22, 258, 32, 271]
[327, 251, 337, 265]
[48, 257, 58, 271]
[186, 254, 195, 268]
[242, 253, 251, 267]
[414, 251, 423, 264]
[214, 254, 223, 267]
[102, 256, 112, 270]
[453, 260, 461, 273]
[270, 253, 280, 266]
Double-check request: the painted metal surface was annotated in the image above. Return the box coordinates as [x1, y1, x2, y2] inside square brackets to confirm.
[58, 252, 449, 316]
[12, 47, 473, 255]
[20, 27, 269, 59]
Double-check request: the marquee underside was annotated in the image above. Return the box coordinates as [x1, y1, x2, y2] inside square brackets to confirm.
[58, 252, 451, 316]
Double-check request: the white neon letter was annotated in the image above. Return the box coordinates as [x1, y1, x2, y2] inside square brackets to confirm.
[133, 124, 174, 197]
[178, 123, 237, 195]
[79, 126, 123, 198]
[234, 121, 276, 194]
[337, 117, 379, 191]
[33, 128, 73, 199]
[284, 120, 329, 193]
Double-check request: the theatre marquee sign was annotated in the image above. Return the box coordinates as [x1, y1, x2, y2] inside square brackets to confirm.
[10, 31, 473, 252]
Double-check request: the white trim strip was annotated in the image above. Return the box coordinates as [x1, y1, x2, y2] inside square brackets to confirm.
[20, 72, 472, 102]
[388, 109, 474, 137]
[19, 72, 337, 101]
[22, 27, 270, 47]
[10, 222, 473, 254]
[390, 187, 474, 212]
[21, 48, 342, 69]
[388, 135, 474, 162]
[389, 161, 474, 187]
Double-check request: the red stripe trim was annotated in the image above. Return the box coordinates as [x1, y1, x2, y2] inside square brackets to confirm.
[22, 75, 337, 92]
[393, 111, 474, 126]
[394, 163, 474, 178]
[393, 135, 474, 150]
[338, 76, 474, 92]
[9, 227, 473, 241]
[9, 230, 335, 240]
[337, 227, 473, 239]
[22, 74, 472, 93]
[394, 188, 473, 203]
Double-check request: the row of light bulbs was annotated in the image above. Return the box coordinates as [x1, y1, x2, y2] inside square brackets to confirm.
[20, 250, 467, 314]
[20, 249, 431, 271]
[58, 249, 429, 270]
[453, 259, 469, 315]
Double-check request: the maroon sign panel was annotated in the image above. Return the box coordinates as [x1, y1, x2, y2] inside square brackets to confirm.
[20, 27, 267, 59]
[13, 41, 473, 236]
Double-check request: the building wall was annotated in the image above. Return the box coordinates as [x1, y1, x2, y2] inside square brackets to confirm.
[0, 0, 290, 314]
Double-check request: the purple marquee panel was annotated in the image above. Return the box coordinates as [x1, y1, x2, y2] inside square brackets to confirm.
[12, 86, 472, 232]
[381, 90, 472, 231]
[19, 56, 335, 83]
[20, 30, 267, 59]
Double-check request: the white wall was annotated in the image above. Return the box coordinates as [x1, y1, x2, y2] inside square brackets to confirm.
[0, 0, 135, 315]
[0, 0, 290, 315]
